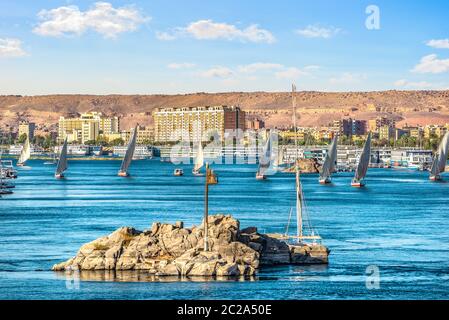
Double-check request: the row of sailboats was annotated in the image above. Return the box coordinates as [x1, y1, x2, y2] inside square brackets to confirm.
[257, 131, 373, 188]
[54, 125, 139, 179]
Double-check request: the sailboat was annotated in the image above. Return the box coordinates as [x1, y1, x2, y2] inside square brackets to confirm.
[192, 141, 204, 176]
[429, 132, 449, 181]
[256, 134, 272, 180]
[269, 84, 329, 264]
[17, 136, 31, 167]
[55, 138, 68, 179]
[118, 125, 138, 177]
[274, 146, 284, 171]
[319, 135, 338, 184]
[351, 133, 372, 187]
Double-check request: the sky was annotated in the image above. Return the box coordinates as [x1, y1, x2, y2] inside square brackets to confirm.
[0, 0, 449, 95]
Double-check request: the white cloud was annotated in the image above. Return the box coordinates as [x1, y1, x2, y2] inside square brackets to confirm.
[0, 38, 27, 58]
[155, 31, 176, 41]
[412, 54, 449, 74]
[33, 2, 149, 38]
[167, 62, 196, 69]
[157, 19, 275, 44]
[426, 39, 449, 49]
[238, 62, 283, 73]
[394, 79, 433, 89]
[329, 72, 367, 84]
[295, 25, 341, 39]
[200, 66, 234, 78]
[275, 67, 308, 79]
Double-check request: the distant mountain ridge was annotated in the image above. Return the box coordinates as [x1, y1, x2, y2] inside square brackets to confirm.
[1, 90, 449, 130]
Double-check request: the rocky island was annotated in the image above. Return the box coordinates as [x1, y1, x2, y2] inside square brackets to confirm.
[52, 215, 329, 277]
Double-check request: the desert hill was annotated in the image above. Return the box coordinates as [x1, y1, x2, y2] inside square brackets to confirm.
[1, 90, 449, 131]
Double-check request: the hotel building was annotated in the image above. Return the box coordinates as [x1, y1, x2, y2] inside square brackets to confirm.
[18, 121, 36, 141]
[153, 106, 245, 142]
[58, 112, 120, 144]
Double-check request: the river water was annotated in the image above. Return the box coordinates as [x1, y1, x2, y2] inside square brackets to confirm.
[0, 159, 448, 299]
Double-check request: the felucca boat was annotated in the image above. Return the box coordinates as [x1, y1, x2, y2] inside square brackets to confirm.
[17, 136, 31, 167]
[118, 125, 138, 177]
[319, 135, 338, 184]
[256, 134, 272, 180]
[429, 132, 449, 181]
[192, 141, 204, 176]
[351, 133, 372, 187]
[270, 84, 329, 264]
[55, 138, 68, 179]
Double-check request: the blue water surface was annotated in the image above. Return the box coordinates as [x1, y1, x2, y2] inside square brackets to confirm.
[0, 159, 448, 300]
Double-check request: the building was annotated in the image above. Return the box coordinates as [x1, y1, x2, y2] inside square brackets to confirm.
[119, 126, 155, 144]
[153, 106, 245, 143]
[58, 112, 120, 144]
[368, 116, 395, 133]
[18, 121, 36, 141]
[332, 118, 366, 136]
[245, 118, 265, 130]
[379, 125, 394, 141]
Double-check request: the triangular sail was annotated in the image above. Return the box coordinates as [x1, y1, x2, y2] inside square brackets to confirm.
[119, 125, 138, 174]
[320, 135, 338, 180]
[437, 132, 449, 173]
[55, 138, 68, 176]
[18, 136, 31, 165]
[258, 134, 272, 176]
[430, 154, 440, 176]
[193, 141, 204, 172]
[354, 133, 372, 181]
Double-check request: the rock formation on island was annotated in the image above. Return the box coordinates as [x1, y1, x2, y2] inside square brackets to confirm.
[52, 215, 329, 277]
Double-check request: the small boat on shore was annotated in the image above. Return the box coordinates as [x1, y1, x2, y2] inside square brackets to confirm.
[429, 132, 449, 181]
[351, 133, 371, 187]
[174, 168, 184, 176]
[55, 138, 68, 179]
[118, 125, 138, 177]
[319, 135, 338, 184]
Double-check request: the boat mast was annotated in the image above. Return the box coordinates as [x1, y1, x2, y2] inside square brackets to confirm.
[292, 84, 302, 241]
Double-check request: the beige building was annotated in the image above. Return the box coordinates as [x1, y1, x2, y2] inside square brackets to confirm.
[119, 126, 155, 144]
[58, 112, 120, 144]
[18, 121, 36, 141]
[153, 106, 245, 142]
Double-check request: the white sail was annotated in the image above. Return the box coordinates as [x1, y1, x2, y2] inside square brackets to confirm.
[193, 141, 204, 172]
[320, 135, 338, 180]
[119, 125, 138, 175]
[17, 136, 31, 165]
[354, 133, 372, 181]
[55, 138, 68, 176]
[258, 134, 272, 176]
[437, 132, 449, 173]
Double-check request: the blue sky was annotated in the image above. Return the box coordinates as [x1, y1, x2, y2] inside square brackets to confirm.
[0, 0, 448, 95]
